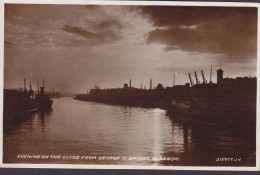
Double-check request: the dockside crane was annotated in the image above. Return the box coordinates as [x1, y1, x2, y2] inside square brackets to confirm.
[194, 71, 199, 84]
[188, 73, 194, 86]
[201, 70, 206, 84]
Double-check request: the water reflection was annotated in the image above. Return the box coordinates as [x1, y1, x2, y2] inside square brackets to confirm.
[151, 109, 162, 165]
[3, 98, 255, 166]
[162, 116, 256, 166]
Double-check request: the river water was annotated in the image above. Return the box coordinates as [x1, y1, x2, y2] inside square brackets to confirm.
[3, 97, 256, 166]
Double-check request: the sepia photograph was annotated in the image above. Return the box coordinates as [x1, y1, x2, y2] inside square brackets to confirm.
[1, 1, 259, 170]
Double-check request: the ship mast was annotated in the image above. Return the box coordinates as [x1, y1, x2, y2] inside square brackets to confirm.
[210, 65, 212, 83]
[173, 72, 175, 87]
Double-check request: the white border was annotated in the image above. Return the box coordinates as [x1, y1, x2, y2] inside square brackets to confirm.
[0, 0, 4, 170]
[1, 0, 260, 6]
[0, 0, 259, 171]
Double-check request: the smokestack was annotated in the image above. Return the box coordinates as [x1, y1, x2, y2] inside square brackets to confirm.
[173, 72, 178, 87]
[141, 84, 142, 89]
[150, 79, 152, 90]
[130, 79, 131, 87]
[24, 78, 27, 91]
[37, 80, 39, 94]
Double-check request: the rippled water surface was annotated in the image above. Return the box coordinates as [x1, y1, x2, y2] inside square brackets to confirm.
[3, 97, 256, 166]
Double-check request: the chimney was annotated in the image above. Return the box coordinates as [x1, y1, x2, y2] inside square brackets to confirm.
[24, 78, 27, 91]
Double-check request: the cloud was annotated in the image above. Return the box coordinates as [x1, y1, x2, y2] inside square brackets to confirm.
[62, 25, 101, 39]
[139, 6, 256, 27]
[61, 19, 123, 45]
[139, 6, 257, 61]
[4, 5, 257, 92]
[94, 19, 123, 31]
[4, 4, 124, 49]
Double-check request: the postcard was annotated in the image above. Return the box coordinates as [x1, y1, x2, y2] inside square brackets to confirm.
[0, 0, 259, 171]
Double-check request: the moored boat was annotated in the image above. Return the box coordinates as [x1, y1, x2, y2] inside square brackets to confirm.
[3, 79, 53, 122]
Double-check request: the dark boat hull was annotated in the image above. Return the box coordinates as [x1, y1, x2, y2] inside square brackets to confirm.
[4, 89, 53, 122]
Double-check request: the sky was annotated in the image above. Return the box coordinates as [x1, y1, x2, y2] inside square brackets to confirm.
[4, 4, 257, 93]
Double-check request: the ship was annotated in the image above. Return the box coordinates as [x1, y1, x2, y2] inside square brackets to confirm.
[3, 79, 53, 122]
[166, 67, 256, 128]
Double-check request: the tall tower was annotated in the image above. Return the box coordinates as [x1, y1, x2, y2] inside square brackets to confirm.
[37, 80, 39, 94]
[24, 78, 27, 91]
[217, 61, 224, 84]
